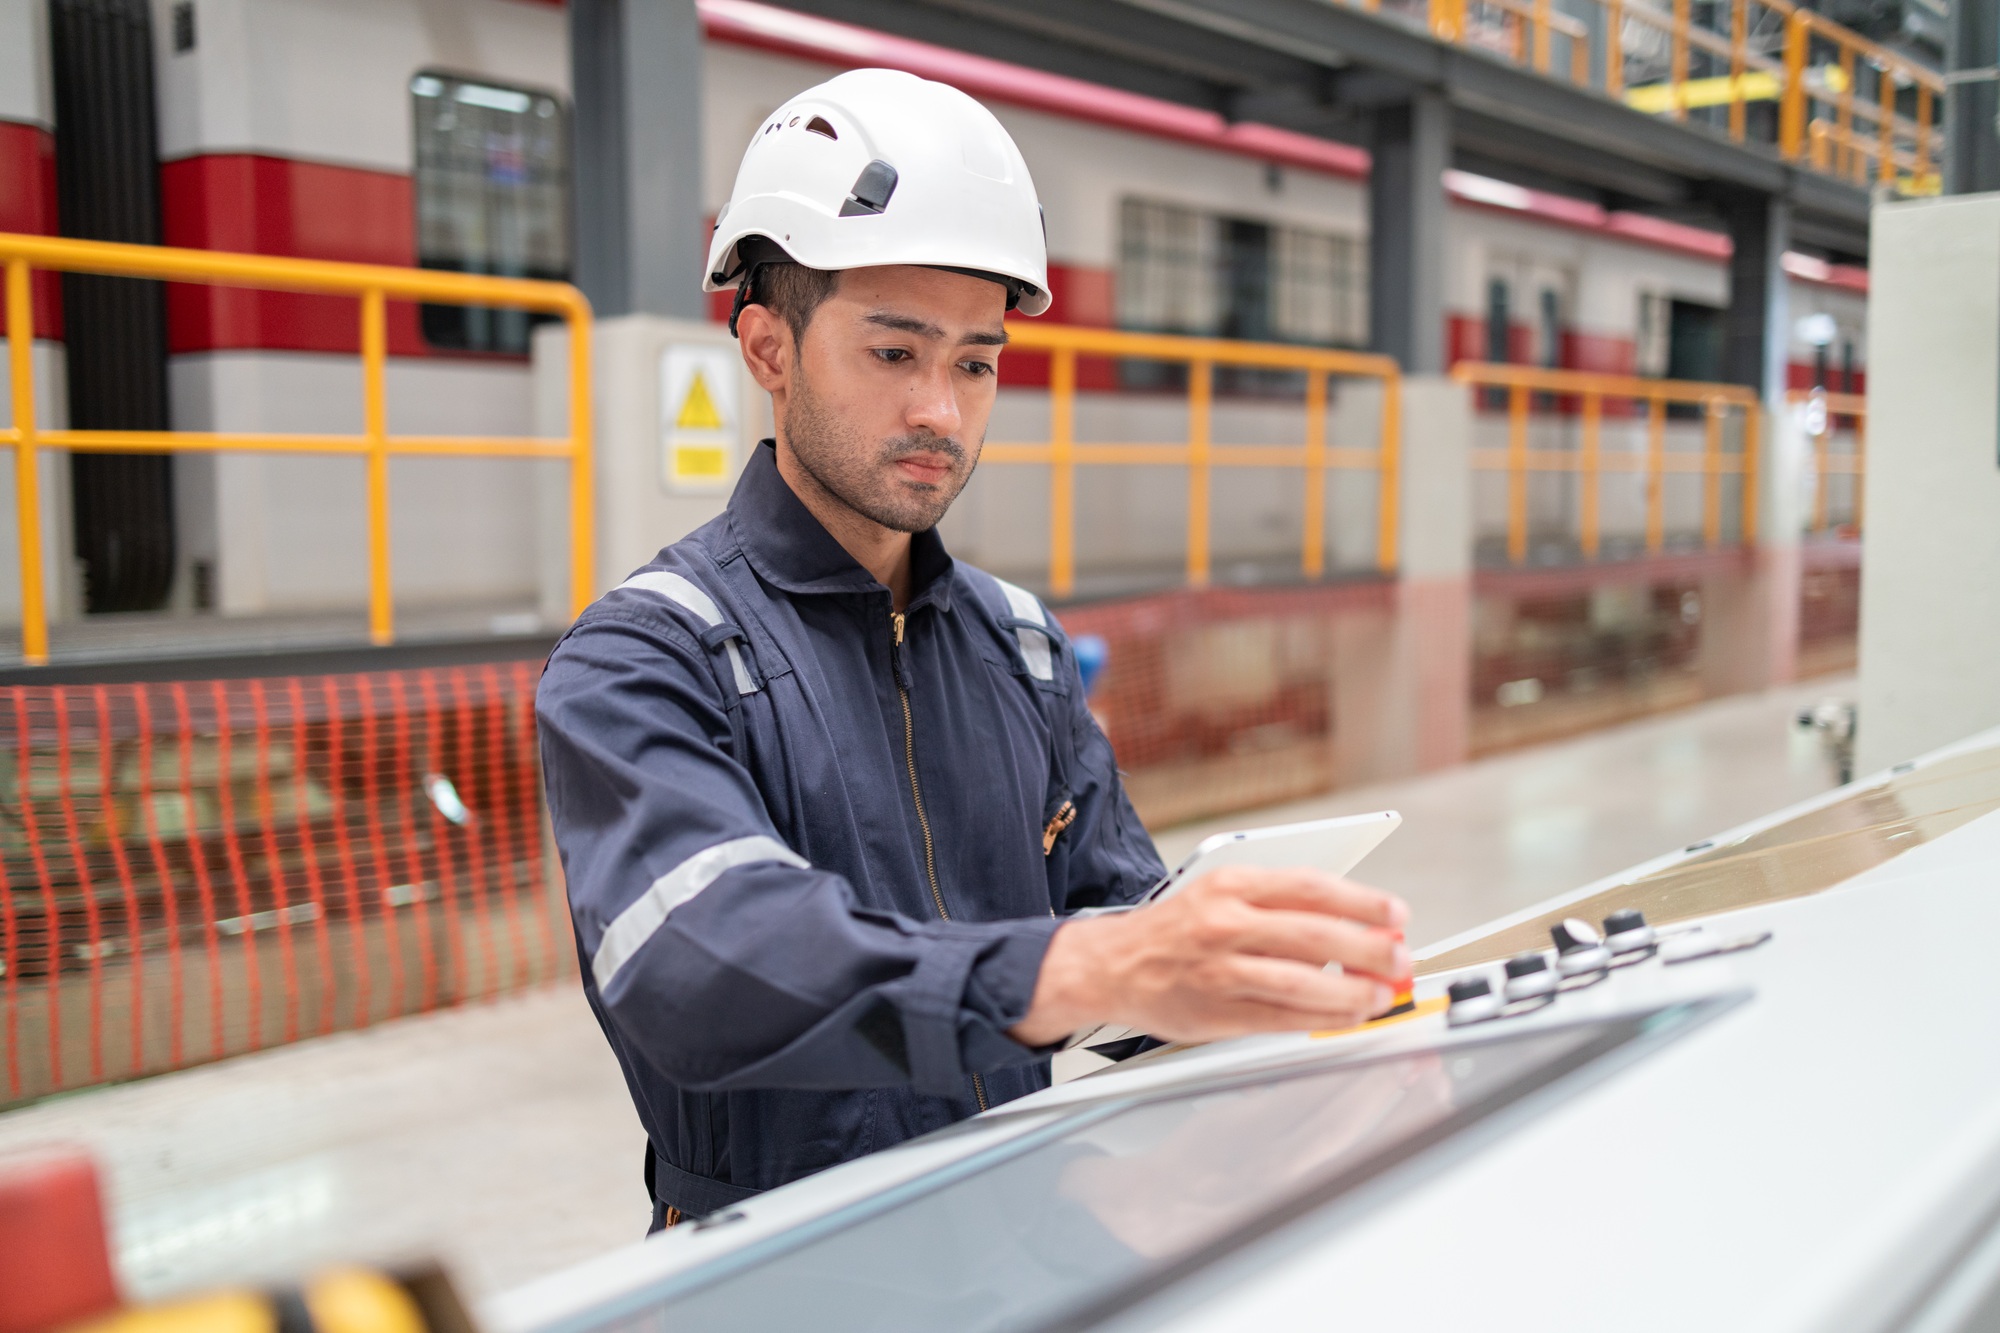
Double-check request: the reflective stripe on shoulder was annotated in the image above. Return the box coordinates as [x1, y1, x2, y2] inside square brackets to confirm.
[592, 835, 809, 990]
[618, 570, 758, 695]
[989, 575, 1054, 681]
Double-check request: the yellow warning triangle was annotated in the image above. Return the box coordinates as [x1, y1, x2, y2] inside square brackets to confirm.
[676, 369, 725, 430]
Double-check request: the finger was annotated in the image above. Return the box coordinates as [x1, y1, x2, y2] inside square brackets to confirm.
[1217, 955, 1395, 1019]
[1222, 910, 1411, 981]
[1211, 868, 1409, 930]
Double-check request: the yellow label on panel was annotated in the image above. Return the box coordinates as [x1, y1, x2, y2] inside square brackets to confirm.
[674, 442, 729, 481]
[676, 369, 726, 431]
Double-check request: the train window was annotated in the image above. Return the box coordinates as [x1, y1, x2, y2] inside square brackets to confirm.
[1117, 199, 1364, 393]
[1538, 287, 1561, 367]
[410, 71, 570, 354]
[1636, 291, 1670, 377]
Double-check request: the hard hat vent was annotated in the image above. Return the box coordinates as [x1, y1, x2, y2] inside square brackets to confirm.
[838, 160, 899, 218]
[805, 116, 837, 140]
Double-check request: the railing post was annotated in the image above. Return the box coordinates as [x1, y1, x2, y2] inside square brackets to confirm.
[1740, 400, 1760, 546]
[1377, 371, 1401, 574]
[361, 288, 393, 646]
[1050, 347, 1077, 599]
[1703, 397, 1724, 546]
[1780, 10, 1808, 158]
[1302, 368, 1327, 580]
[1851, 410, 1865, 534]
[567, 302, 595, 616]
[1507, 382, 1529, 564]
[1916, 83, 1934, 186]
[1728, 0, 1748, 140]
[1533, 0, 1551, 71]
[1812, 401, 1830, 532]
[1187, 360, 1212, 588]
[1606, 0, 1625, 95]
[1580, 391, 1601, 560]
[1837, 46, 1856, 179]
[1645, 394, 1666, 554]
[1670, 0, 1690, 119]
[7, 260, 47, 665]
[1878, 62, 1897, 185]
[1430, 0, 1463, 42]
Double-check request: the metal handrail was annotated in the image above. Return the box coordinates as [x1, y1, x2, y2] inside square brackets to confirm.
[0, 232, 594, 666]
[1786, 386, 1865, 535]
[984, 324, 1403, 598]
[1452, 362, 1761, 564]
[1408, 0, 1944, 194]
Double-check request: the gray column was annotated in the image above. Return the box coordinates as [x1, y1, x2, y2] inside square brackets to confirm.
[1946, 0, 2000, 195]
[1368, 93, 1450, 375]
[1718, 189, 1789, 406]
[570, 0, 707, 319]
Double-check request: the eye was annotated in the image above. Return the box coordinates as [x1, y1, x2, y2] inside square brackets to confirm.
[871, 347, 912, 364]
[959, 359, 997, 377]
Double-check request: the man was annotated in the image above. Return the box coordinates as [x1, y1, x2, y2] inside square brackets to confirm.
[537, 68, 1412, 1232]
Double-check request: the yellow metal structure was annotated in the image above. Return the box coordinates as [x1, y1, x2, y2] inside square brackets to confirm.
[1452, 363, 1760, 565]
[1403, 0, 1942, 193]
[984, 323, 1402, 599]
[1788, 387, 1866, 535]
[0, 232, 593, 666]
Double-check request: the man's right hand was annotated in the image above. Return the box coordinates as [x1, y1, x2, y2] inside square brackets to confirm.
[1008, 868, 1411, 1049]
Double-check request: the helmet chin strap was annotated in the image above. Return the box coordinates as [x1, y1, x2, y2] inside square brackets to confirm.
[727, 263, 767, 339]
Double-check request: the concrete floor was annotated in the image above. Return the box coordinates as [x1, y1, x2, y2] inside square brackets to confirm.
[0, 675, 1855, 1307]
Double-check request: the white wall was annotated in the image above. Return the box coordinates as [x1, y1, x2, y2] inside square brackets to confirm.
[0, 342, 78, 634]
[152, 0, 568, 167]
[0, 0, 53, 129]
[168, 353, 542, 615]
[1855, 193, 2000, 773]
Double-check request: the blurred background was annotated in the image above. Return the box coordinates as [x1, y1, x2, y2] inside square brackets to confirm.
[0, 0, 1985, 1308]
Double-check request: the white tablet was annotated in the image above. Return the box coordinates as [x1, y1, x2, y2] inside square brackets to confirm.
[1141, 809, 1403, 905]
[1060, 810, 1402, 1053]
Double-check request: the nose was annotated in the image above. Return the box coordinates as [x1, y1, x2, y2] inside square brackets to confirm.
[902, 360, 963, 440]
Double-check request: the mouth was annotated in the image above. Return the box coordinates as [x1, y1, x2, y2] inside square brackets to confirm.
[893, 454, 954, 486]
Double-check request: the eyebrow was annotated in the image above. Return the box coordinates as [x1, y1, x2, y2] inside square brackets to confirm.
[864, 311, 1010, 347]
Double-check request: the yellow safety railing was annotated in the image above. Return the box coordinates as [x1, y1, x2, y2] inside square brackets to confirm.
[1453, 363, 1760, 564]
[1409, 0, 1943, 194]
[984, 324, 1402, 599]
[1, 232, 593, 666]
[1788, 387, 1865, 535]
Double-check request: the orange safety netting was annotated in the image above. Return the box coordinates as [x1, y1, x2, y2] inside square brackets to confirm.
[0, 663, 568, 1108]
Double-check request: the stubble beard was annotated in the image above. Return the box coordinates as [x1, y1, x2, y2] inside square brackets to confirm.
[782, 363, 981, 534]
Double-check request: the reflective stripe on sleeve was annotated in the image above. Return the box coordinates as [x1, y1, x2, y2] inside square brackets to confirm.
[619, 570, 758, 695]
[991, 575, 1054, 681]
[592, 835, 809, 990]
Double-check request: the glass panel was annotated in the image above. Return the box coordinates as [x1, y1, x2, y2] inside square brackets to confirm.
[1422, 738, 2000, 974]
[410, 71, 570, 354]
[568, 1012, 1682, 1333]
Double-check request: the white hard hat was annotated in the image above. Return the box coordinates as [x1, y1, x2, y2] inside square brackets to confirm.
[704, 68, 1051, 325]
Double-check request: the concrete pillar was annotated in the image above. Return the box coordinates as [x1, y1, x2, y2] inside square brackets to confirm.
[1334, 376, 1472, 781]
[1855, 194, 2000, 773]
[1718, 188, 1791, 407]
[1946, 0, 2000, 195]
[1696, 416, 1802, 695]
[1368, 94, 1451, 375]
[570, 0, 707, 320]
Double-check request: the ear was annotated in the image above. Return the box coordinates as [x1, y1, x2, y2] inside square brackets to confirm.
[735, 302, 793, 395]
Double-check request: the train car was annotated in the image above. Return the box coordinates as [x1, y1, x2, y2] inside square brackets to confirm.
[0, 0, 1872, 637]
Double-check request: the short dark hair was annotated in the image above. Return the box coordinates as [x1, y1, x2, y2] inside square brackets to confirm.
[747, 261, 839, 341]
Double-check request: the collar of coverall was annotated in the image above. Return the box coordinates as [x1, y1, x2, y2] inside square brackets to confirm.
[728, 440, 957, 613]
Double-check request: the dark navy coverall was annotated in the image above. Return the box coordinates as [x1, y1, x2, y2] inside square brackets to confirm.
[537, 441, 1165, 1222]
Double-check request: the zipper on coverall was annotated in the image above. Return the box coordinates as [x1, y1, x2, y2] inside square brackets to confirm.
[892, 609, 989, 1114]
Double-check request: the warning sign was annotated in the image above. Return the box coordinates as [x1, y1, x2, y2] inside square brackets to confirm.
[676, 369, 725, 431]
[659, 345, 740, 494]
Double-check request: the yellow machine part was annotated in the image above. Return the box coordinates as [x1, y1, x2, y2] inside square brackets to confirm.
[63, 1270, 429, 1333]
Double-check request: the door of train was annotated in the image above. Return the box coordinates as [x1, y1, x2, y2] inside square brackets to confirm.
[48, 0, 178, 614]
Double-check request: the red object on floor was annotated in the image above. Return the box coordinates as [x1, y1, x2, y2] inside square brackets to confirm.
[0, 1147, 121, 1333]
